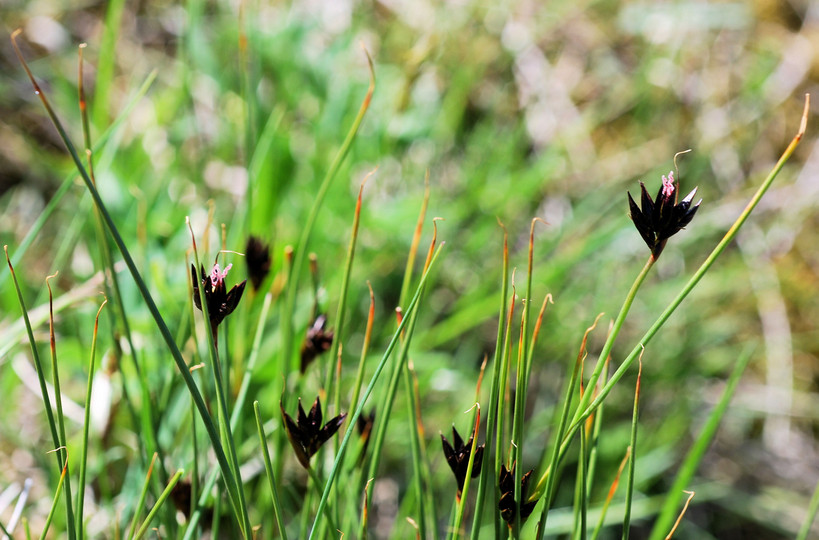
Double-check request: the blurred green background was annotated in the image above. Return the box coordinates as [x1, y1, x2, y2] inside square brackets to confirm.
[1, 0, 818, 538]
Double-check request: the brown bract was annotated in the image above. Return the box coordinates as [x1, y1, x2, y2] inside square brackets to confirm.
[281, 396, 346, 469]
[441, 426, 484, 498]
[627, 171, 701, 260]
[245, 236, 271, 291]
[300, 314, 334, 372]
[191, 263, 246, 333]
[498, 463, 537, 526]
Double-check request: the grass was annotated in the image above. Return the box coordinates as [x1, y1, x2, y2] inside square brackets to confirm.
[1, 2, 818, 539]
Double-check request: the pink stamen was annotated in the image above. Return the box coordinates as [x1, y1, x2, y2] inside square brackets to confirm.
[210, 263, 232, 287]
[661, 172, 675, 199]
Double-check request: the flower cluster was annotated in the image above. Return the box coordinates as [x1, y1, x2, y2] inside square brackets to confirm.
[244, 236, 271, 291]
[440, 426, 484, 499]
[300, 314, 334, 372]
[627, 171, 701, 260]
[281, 396, 346, 469]
[498, 463, 537, 526]
[191, 263, 246, 341]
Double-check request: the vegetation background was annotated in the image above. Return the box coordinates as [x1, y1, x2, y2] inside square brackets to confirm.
[1, 0, 818, 538]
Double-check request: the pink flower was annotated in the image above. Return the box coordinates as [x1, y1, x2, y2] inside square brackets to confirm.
[210, 263, 233, 288]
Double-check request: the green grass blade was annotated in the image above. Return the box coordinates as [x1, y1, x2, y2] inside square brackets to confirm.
[590, 449, 630, 540]
[45, 274, 77, 540]
[253, 401, 288, 540]
[327, 172, 372, 409]
[132, 469, 184, 540]
[573, 96, 809, 430]
[76, 298, 107, 539]
[797, 478, 819, 540]
[10, 34, 247, 536]
[280, 48, 375, 375]
[470, 222, 508, 540]
[648, 346, 754, 540]
[534, 315, 603, 537]
[309, 244, 445, 540]
[4, 248, 75, 537]
[451, 407, 482, 539]
[127, 454, 158, 540]
[39, 460, 67, 540]
[187, 224, 252, 537]
[622, 356, 644, 540]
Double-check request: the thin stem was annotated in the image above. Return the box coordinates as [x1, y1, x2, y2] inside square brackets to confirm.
[309, 244, 445, 540]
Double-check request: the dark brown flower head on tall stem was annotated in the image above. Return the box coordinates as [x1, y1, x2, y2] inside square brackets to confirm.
[498, 463, 537, 526]
[300, 314, 334, 373]
[628, 171, 701, 260]
[245, 236, 271, 291]
[191, 263, 246, 341]
[281, 396, 346, 469]
[441, 426, 484, 499]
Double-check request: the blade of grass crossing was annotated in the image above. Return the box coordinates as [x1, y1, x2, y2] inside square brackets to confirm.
[590, 449, 631, 540]
[132, 470, 184, 540]
[127, 454, 158, 540]
[39, 459, 68, 540]
[470, 222, 509, 540]
[4, 249, 75, 540]
[534, 315, 603, 538]
[572, 95, 809, 432]
[585, 353, 611, 502]
[45, 273, 77, 540]
[309, 244, 445, 540]
[253, 401, 288, 540]
[76, 298, 107, 539]
[648, 346, 754, 540]
[79, 45, 165, 483]
[451, 406, 482, 539]
[11, 33, 247, 537]
[187, 222, 252, 537]
[622, 356, 644, 540]
[364, 222, 441, 515]
[281, 47, 375, 376]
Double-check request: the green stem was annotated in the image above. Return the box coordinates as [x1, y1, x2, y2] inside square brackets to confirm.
[10, 37, 247, 536]
[133, 470, 184, 540]
[571, 256, 654, 428]
[281, 52, 375, 375]
[254, 402, 288, 540]
[648, 346, 753, 540]
[76, 299, 107, 538]
[471, 224, 509, 540]
[309, 245, 444, 540]
[622, 361, 643, 540]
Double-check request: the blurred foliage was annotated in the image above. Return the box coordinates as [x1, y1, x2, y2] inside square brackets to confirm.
[1, 0, 818, 538]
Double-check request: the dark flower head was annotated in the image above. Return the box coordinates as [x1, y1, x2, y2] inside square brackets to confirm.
[356, 410, 376, 461]
[245, 236, 271, 291]
[498, 463, 537, 526]
[628, 171, 701, 260]
[300, 314, 334, 373]
[281, 396, 346, 469]
[441, 426, 484, 499]
[191, 263, 246, 338]
[170, 479, 214, 526]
